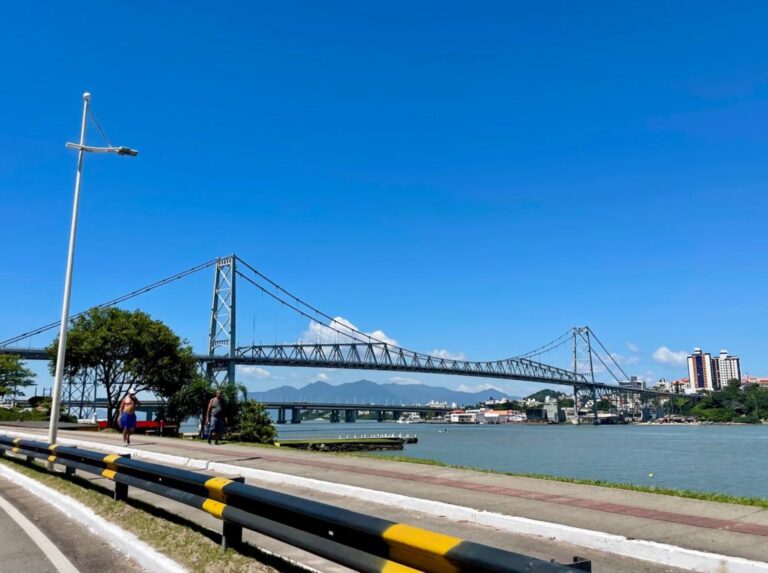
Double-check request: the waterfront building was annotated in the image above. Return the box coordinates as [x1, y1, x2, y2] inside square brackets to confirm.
[742, 376, 768, 388]
[688, 348, 716, 391]
[687, 348, 742, 391]
[620, 376, 645, 391]
[715, 350, 741, 387]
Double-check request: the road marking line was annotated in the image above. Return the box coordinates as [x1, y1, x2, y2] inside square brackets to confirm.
[0, 462, 187, 573]
[0, 488, 80, 573]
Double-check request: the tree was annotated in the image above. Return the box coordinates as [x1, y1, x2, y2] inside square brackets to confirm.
[47, 307, 197, 427]
[165, 377, 246, 437]
[165, 375, 215, 426]
[0, 354, 36, 407]
[236, 400, 276, 443]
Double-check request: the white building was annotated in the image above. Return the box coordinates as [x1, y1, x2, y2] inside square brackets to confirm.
[688, 348, 715, 391]
[715, 350, 741, 387]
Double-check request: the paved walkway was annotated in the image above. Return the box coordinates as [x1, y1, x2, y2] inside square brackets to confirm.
[0, 477, 144, 573]
[4, 425, 768, 571]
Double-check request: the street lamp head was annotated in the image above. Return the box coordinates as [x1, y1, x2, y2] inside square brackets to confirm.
[116, 146, 139, 157]
[83, 92, 91, 101]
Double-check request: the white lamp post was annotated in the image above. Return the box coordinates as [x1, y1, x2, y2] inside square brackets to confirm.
[48, 92, 138, 445]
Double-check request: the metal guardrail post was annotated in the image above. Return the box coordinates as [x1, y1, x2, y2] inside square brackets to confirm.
[112, 453, 131, 501]
[568, 557, 592, 572]
[221, 477, 245, 551]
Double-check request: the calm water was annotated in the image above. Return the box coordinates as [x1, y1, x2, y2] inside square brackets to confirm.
[276, 421, 768, 498]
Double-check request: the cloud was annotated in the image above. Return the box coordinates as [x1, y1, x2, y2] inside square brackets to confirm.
[429, 349, 466, 361]
[611, 352, 639, 366]
[299, 316, 398, 346]
[239, 366, 271, 379]
[626, 342, 640, 353]
[457, 383, 506, 394]
[652, 346, 688, 367]
[316, 372, 330, 381]
[390, 376, 422, 385]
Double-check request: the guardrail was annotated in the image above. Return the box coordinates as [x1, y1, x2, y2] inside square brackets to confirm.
[0, 435, 591, 573]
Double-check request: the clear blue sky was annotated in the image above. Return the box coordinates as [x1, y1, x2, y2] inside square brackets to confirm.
[2, 2, 767, 396]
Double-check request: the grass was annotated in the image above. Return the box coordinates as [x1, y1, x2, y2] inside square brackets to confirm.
[359, 453, 768, 510]
[0, 455, 294, 573]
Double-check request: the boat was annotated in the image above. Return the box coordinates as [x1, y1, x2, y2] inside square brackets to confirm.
[397, 412, 424, 424]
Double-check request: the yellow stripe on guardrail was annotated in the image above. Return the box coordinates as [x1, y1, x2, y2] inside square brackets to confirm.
[204, 477, 233, 503]
[102, 469, 117, 480]
[202, 498, 226, 519]
[48, 455, 56, 463]
[381, 562, 423, 573]
[48, 444, 59, 451]
[103, 454, 121, 471]
[382, 523, 462, 573]
[12, 438, 21, 446]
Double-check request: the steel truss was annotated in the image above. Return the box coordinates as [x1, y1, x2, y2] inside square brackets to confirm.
[208, 255, 237, 386]
[236, 342, 588, 385]
[63, 371, 98, 419]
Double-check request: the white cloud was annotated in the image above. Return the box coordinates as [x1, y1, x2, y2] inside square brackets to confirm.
[626, 342, 640, 353]
[299, 316, 398, 346]
[457, 383, 506, 394]
[390, 376, 422, 385]
[611, 352, 639, 366]
[429, 349, 466, 361]
[652, 346, 688, 367]
[316, 372, 330, 381]
[239, 366, 271, 379]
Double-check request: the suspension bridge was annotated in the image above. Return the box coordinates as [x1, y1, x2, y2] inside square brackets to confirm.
[0, 254, 676, 420]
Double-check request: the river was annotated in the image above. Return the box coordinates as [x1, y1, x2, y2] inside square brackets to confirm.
[275, 421, 768, 498]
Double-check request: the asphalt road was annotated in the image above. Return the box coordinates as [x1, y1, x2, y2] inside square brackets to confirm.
[0, 478, 143, 573]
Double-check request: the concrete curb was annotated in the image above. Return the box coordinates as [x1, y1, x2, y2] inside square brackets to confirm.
[0, 460, 188, 573]
[4, 430, 768, 573]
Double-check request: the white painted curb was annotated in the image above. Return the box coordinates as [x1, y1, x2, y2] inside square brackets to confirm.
[0, 461, 187, 573]
[3, 429, 768, 573]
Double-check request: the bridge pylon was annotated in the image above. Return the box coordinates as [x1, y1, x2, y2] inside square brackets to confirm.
[207, 255, 237, 386]
[572, 326, 599, 424]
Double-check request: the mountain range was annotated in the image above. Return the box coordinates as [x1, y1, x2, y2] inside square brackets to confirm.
[248, 379, 518, 406]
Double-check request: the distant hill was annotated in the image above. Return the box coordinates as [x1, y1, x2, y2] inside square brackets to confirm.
[525, 389, 568, 402]
[248, 379, 517, 407]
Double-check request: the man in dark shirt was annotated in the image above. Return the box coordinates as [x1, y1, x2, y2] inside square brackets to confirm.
[206, 390, 225, 445]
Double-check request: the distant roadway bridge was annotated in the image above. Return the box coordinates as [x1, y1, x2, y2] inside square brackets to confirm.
[28, 396, 453, 425]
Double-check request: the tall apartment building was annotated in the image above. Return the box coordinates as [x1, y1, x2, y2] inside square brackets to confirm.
[687, 348, 715, 391]
[715, 350, 741, 386]
[687, 348, 742, 391]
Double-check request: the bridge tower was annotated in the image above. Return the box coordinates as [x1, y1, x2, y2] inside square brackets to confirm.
[572, 326, 599, 424]
[207, 255, 237, 386]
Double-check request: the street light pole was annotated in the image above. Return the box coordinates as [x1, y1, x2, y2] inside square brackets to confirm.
[48, 92, 90, 446]
[48, 93, 138, 446]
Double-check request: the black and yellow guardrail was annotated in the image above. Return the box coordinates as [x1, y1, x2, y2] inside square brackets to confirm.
[0, 435, 591, 573]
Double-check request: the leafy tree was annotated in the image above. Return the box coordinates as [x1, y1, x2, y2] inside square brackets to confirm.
[165, 375, 215, 426]
[47, 307, 197, 427]
[0, 354, 36, 406]
[166, 378, 248, 438]
[236, 400, 276, 443]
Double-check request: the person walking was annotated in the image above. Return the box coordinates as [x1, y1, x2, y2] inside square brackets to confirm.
[206, 389, 225, 445]
[119, 390, 140, 446]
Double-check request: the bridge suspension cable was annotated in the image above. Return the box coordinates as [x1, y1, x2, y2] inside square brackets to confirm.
[512, 330, 573, 359]
[236, 257, 393, 346]
[235, 269, 377, 345]
[0, 259, 217, 347]
[585, 327, 632, 383]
